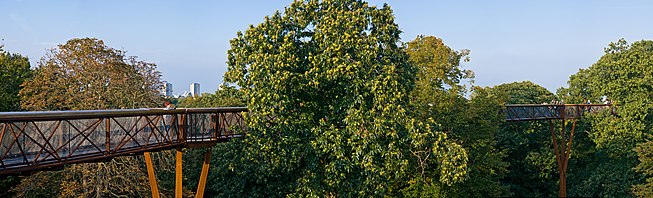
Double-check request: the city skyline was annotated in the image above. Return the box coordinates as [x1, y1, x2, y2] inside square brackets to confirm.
[2, 1, 653, 93]
[161, 82, 204, 98]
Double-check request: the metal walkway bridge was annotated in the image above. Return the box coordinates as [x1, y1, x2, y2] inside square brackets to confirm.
[504, 104, 615, 198]
[1, 104, 614, 197]
[0, 107, 246, 198]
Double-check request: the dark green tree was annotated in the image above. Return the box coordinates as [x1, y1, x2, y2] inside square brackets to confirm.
[0, 45, 32, 111]
[489, 81, 559, 197]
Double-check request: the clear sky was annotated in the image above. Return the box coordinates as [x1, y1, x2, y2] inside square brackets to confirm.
[2, 0, 652, 94]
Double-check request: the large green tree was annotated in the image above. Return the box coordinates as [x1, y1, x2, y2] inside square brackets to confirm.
[13, 38, 169, 197]
[0, 45, 31, 111]
[220, 0, 467, 196]
[20, 38, 162, 110]
[404, 35, 509, 197]
[559, 39, 652, 197]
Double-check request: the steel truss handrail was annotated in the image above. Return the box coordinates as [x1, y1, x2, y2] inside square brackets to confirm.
[0, 107, 247, 175]
[504, 104, 615, 121]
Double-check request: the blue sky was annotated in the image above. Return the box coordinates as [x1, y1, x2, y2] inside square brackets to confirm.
[2, 0, 652, 94]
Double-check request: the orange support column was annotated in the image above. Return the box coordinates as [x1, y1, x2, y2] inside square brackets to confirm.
[144, 152, 160, 198]
[195, 148, 213, 198]
[549, 118, 578, 198]
[175, 148, 183, 198]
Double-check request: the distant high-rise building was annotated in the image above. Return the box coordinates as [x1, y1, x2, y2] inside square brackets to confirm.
[163, 82, 173, 97]
[190, 83, 200, 97]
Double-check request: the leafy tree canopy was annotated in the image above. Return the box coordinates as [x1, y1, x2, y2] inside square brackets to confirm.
[223, 0, 467, 196]
[20, 38, 163, 110]
[404, 35, 509, 197]
[489, 81, 556, 105]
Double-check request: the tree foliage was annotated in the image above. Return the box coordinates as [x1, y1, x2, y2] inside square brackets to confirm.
[634, 141, 653, 197]
[489, 81, 558, 197]
[559, 39, 653, 197]
[20, 38, 163, 110]
[0, 45, 32, 112]
[13, 38, 169, 197]
[404, 35, 508, 197]
[221, 0, 467, 196]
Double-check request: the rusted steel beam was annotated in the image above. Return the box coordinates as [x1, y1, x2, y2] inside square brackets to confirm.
[175, 148, 183, 198]
[195, 148, 212, 198]
[144, 152, 160, 198]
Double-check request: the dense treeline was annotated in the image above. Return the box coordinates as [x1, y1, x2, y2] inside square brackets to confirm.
[2, 0, 653, 197]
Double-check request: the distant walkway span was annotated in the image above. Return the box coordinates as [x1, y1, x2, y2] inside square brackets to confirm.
[504, 103, 615, 198]
[504, 104, 615, 121]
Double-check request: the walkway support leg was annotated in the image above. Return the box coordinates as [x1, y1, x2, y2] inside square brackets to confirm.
[144, 152, 160, 198]
[195, 148, 213, 198]
[175, 148, 183, 198]
[549, 119, 577, 198]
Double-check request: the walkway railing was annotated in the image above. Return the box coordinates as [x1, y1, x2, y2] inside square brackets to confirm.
[504, 104, 614, 121]
[0, 107, 246, 175]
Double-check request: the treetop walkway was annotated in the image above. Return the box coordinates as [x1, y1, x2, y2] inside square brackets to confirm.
[0, 107, 246, 175]
[0, 107, 246, 198]
[1, 104, 615, 197]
